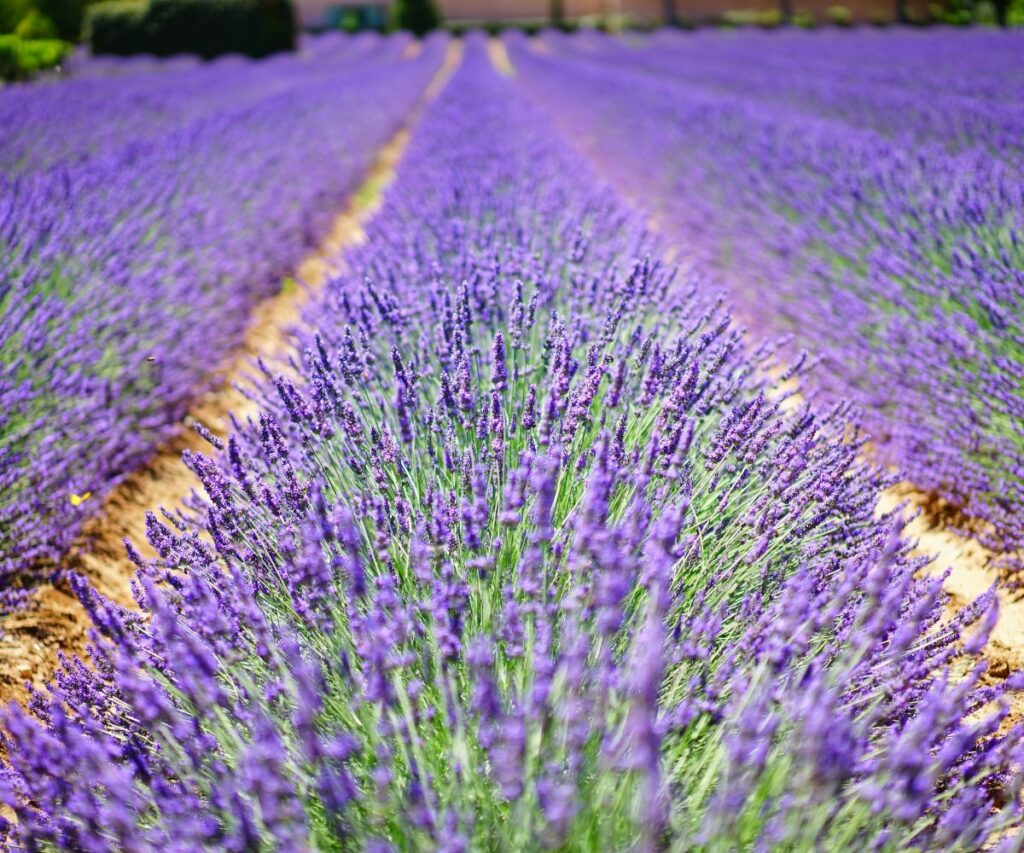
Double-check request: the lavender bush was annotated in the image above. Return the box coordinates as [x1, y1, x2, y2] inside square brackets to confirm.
[3, 40, 1021, 850]
[0, 34, 445, 594]
[508, 30, 1024, 571]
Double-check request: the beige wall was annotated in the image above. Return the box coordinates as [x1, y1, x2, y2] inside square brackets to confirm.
[434, 0, 920, 22]
[438, 0, 548, 20]
[435, 0, 668, 21]
[295, 0, 927, 27]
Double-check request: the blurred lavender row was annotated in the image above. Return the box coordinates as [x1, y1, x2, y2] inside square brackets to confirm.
[4, 37, 1020, 850]
[509, 29, 1024, 569]
[0, 33, 445, 595]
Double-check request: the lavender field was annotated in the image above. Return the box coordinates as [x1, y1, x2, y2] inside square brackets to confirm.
[1, 28, 1023, 852]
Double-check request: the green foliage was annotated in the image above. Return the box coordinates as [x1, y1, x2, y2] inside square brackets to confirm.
[972, 0, 998, 21]
[1, 0, 84, 41]
[36, 0, 84, 39]
[0, 32, 67, 79]
[626, 15, 663, 29]
[85, 0, 142, 54]
[826, 4, 853, 23]
[721, 7, 782, 26]
[928, 0, 973, 22]
[339, 7, 359, 32]
[88, 0, 295, 58]
[14, 7, 55, 35]
[0, 0, 32, 32]
[146, 0, 295, 57]
[391, 0, 438, 35]
[793, 10, 818, 26]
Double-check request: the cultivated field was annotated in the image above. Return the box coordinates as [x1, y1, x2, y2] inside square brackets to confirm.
[0, 27, 1022, 851]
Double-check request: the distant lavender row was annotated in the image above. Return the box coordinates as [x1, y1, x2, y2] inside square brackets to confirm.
[2, 32, 405, 175]
[0, 34, 445, 594]
[509, 30, 1024, 568]
[552, 29, 1024, 162]
[4, 39, 1020, 850]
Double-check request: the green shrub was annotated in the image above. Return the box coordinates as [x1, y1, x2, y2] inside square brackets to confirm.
[391, 0, 438, 34]
[0, 32, 67, 79]
[0, 0, 32, 32]
[147, 0, 294, 57]
[88, 0, 295, 58]
[85, 1, 144, 54]
[37, 0, 83, 40]
[826, 4, 853, 23]
[1, 0, 84, 41]
[625, 15, 661, 30]
[793, 10, 818, 26]
[935, 0, 976, 21]
[722, 7, 782, 26]
[14, 7, 56, 36]
[972, 0, 998, 21]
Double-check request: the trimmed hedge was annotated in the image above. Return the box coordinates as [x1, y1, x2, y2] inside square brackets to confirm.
[86, 0, 141, 54]
[0, 33, 67, 79]
[88, 0, 295, 59]
[392, 0, 439, 34]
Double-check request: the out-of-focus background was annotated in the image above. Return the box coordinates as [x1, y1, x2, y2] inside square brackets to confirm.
[1, 0, 1020, 83]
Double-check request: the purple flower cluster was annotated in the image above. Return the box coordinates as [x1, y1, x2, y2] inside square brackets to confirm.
[2, 38, 1021, 850]
[508, 29, 1024, 569]
[0, 34, 445, 593]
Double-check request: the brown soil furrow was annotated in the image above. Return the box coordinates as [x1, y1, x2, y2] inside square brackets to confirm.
[487, 38, 515, 77]
[0, 39, 464, 707]
[488, 40, 1024, 710]
[878, 485, 1024, 678]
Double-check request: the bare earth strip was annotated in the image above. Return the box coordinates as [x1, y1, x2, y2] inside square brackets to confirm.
[878, 486, 1024, 678]
[486, 38, 515, 77]
[483, 39, 1024, 722]
[0, 39, 464, 707]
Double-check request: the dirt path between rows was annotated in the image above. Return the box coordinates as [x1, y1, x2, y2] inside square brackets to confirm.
[878, 486, 1024, 678]
[0, 39, 464, 708]
[484, 39, 1024, 721]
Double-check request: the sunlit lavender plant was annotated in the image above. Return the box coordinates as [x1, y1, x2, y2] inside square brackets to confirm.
[508, 29, 1024, 573]
[0, 33, 445, 595]
[2, 39, 1021, 852]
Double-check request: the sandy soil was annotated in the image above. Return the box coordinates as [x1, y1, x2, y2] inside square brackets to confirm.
[491, 38, 1024, 734]
[878, 486, 1024, 676]
[4, 33, 1017, 734]
[483, 41, 1024, 709]
[487, 39, 515, 76]
[0, 39, 464, 708]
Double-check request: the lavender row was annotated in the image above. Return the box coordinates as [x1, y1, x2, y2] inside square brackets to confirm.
[552, 29, 1024, 162]
[3, 38, 1020, 850]
[509, 30, 1024, 568]
[2, 32, 406, 175]
[0, 35, 445, 596]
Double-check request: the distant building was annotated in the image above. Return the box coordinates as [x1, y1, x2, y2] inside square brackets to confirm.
[297, 0, 389, 29]
[294, 0, 924, 29]
[437, 0, 663, 24]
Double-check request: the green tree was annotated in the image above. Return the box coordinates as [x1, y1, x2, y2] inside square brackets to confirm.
[14, 7, 57, 35]
[392, 0, 438, 34]
[0, 0, 32, 33]
[37, 0, 84, 39]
